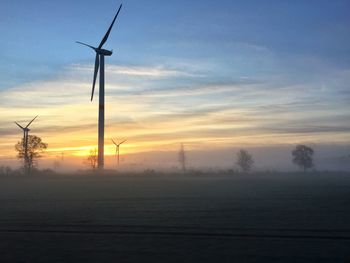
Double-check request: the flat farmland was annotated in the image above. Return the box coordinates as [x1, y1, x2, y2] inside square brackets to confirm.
[0, 173, 349, 262]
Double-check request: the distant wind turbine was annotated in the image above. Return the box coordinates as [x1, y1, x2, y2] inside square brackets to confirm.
[111, 139, 126, 166]
[76, 4, 123, 170]
[15, 116, 38, 175]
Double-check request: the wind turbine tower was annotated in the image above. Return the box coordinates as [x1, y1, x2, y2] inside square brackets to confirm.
[15, 116, 38, 175]
[77, 4, 123, 170]
[112, 139, 126, 166]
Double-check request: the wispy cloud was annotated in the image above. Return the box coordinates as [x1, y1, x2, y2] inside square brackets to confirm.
[1, 61, 350, 166]
[67, 64, 199, 78]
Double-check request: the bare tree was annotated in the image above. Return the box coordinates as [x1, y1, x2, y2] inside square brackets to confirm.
[178, 143, 186, 172]
[236, 149, 254, 172]
[15, 135, 48, 174]
[85, 148, 98, 171]
[292, 145, 314, 172]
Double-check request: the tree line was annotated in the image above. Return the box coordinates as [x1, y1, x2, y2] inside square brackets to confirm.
[234, 144, 314, 172]
[0, 135, 316, 175]
[178, 144, 315, 173]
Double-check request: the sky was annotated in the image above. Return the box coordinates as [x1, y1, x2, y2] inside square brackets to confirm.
[0, 0, 349, 170]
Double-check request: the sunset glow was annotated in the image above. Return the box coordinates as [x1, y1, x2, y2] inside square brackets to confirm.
[0, 1, 349, 170]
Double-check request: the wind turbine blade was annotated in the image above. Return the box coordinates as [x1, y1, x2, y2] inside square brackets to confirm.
[119, 140, 127, 145]
[91, 54, 100, 101]
[111, 139, 117, 145]
[26, 115, 38, 128]
[15, 122, 24, 130]
[76, 41, 97, 51]
[98, 4, 122, 49]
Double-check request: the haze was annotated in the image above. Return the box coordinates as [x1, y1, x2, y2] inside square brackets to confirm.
[0, 0, 349, 171]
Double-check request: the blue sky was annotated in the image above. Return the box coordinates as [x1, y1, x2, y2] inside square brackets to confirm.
[1, 0, 349, 87]
[0, 0, 349, 169]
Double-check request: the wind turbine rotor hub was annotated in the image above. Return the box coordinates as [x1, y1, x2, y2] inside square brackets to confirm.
[96, 49, 113, 56]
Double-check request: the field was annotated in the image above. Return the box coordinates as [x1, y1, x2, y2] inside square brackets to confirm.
[1, 172, 350, 262]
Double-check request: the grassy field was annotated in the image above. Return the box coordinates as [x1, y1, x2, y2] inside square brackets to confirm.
[0, 172, 350, 262]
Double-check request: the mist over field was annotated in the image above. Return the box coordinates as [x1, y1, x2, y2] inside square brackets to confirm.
[2, 143, 350, 172]
[1, 172, 350, 262]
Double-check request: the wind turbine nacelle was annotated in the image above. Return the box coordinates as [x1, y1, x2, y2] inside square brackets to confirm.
[97, 49, 113, 56]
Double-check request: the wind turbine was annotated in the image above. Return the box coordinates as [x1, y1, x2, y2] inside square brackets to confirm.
[76, 4, 123, 170]
[111, 139, 126, 166]
[15, 116, 38, 175]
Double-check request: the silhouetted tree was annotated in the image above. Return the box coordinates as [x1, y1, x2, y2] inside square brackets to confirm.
[236, 149, 254, 172]
[292, 144, 314, 172]
[15, 135, 48, 174]
[178, 143, 186, 172]
[85, 148, 98, 171]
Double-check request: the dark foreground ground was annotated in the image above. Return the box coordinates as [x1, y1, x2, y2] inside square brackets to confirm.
[0, 172, 350, 262]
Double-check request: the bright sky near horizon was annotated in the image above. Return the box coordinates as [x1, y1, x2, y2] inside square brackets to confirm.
[0, 0, 349, 169]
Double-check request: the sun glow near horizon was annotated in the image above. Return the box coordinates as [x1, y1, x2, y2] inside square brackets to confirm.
[1, 1, 350, 169]
[0, 61, 349, 162]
